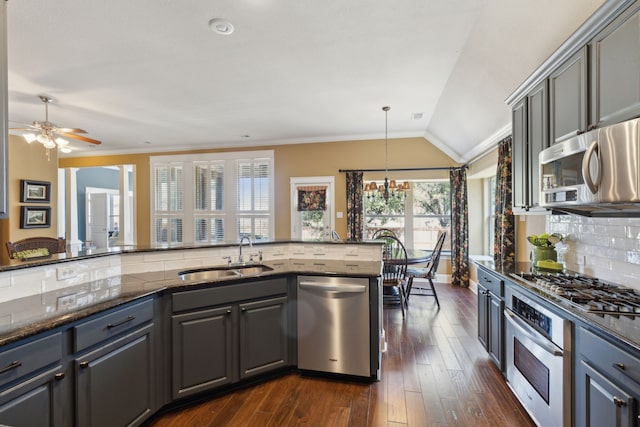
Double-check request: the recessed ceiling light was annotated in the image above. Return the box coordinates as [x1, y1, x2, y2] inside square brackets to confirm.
[209, 18, 234, 35]
[411, 113, 424, 120]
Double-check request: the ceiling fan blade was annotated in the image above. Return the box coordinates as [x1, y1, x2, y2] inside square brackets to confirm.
[56, 127, 87, 134]
[9, 127, 35, 131]
[60, 132, 102, 145]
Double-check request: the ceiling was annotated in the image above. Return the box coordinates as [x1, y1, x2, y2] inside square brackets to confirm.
[6, 0, 606, 161]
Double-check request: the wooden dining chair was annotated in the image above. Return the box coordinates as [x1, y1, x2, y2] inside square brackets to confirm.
[372, 228, 397, 239]
[381, 234, 408, 317]
[405, 231, 447, 308]
[6, 237, 67, 259]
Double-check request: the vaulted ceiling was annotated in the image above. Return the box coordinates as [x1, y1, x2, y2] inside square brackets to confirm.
[7, 0, 605, 161]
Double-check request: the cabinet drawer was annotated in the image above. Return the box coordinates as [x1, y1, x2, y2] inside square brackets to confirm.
[478, 269, 503, 297]
[580, 327, 640, 392]
[173, 278, 287, 312]
[0, 332, 62, 388]
[73, 298, 154, 352]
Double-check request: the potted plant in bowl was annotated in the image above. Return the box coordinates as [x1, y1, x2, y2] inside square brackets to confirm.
[527, 232, 564, 271]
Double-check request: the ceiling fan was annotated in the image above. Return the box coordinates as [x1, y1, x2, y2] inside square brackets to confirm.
[10, 95, 101, 154]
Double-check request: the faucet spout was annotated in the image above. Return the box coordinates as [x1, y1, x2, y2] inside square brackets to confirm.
[238, 236, 252, 264]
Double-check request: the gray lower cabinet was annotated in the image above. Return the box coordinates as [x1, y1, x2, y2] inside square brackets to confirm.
[75, 324, 155, 427]
[171, 278, 290, 400]
[171, 305, 234, 399]
[476, 268, 504, 371]
[575, 326, 640, 426]
[0, 333, 66, 427]
[590, 0, 640, 127]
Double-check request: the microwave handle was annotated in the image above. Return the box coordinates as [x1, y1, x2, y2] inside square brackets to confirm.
[582, 140, 599, 194]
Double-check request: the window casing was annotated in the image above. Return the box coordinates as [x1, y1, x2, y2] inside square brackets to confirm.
[151, 151, 274, 245]
[364, 180, 451, 250]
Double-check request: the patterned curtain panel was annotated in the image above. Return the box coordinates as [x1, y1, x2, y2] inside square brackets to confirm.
[494, 136, 515, 270]
[450, 167, 469, 287]
[346, 171, 363, 241]
[297, 186, 327, 211]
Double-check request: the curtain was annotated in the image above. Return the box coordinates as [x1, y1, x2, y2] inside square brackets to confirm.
[346, 171, 363, 241]
[297, 186, 327, 211]
[494, 135, 515, 270]
[450, 167, 469, 287]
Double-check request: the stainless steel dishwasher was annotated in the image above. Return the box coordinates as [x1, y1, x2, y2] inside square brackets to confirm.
[297, 275, 371, 377]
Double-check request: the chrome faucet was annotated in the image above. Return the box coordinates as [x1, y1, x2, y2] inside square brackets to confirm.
[238, 236, 252, 264]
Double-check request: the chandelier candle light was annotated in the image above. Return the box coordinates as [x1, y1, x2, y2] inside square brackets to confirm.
[364, 106, 409, 203]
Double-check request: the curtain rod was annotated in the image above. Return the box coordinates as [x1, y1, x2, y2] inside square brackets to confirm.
[338, 165, 466, 173]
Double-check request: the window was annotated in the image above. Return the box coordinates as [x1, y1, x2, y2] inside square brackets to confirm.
[486, 175, 496, 256]
[151, 151, 274, 245]
[364, 180, 451, 250]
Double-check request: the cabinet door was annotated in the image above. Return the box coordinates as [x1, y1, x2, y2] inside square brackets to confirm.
[578, 360, 636, 427]
[0, 366, 66, 427]
[171, 305, 233, 399]
[512, 98, 528, 208]
[590, 3, 640, 127]
[488, 295, 504, 371]
[239, 296, 288, 379]
[527, 80, 548, 208]
[549, 47, 588, 143]
[75, 325, 154, 427]
[477, 284, 489, 349]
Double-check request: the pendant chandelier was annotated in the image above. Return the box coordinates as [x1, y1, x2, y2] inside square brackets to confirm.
[364, 106, 409, 203]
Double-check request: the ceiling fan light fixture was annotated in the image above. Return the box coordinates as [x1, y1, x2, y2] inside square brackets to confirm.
[43, 140, 56, 149]
[36, 133, 50, 144]
[60, 147, 72, 154]
[23, 133, 37, 143]
[55, 137, 69, 147]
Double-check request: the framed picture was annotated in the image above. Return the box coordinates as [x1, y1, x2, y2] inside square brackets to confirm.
[20, 180, 51, 203]
[20, 206, 51, 229]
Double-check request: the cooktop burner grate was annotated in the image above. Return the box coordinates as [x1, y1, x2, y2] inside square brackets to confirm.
[512, 272, 640, 317]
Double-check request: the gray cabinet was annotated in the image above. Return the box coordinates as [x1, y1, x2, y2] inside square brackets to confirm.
[476, 268, 504, 371]
[0, 333, 66, 427]
[75, 324, 155, 427]
[590, 1, 640, 127]
[511, 80, 548, 210]
[549, 46, 589, 143]
[239, 296, 288, 379]
[575, 326, 640, 426]
[171, 305, 234, 399]
[171, 278, 289, 400]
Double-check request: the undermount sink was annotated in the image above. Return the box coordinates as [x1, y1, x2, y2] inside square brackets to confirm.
[178, 264, 273, 281]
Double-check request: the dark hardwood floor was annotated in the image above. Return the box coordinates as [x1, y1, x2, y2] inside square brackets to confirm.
[148, 281, 535, 427]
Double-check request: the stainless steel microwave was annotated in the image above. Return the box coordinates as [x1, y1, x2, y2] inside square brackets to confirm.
[539, 118, 640, 215]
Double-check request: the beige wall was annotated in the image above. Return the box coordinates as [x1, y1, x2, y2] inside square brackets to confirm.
[0, 136, 59, 263]
[59, 137, 458, 245]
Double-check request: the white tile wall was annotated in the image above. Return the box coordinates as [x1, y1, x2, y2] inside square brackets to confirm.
[0, 243, 382, 303]
[548, 215, 640, 289]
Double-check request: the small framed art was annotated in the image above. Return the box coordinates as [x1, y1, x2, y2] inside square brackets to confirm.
[20, 206, 51, 229]
[20, 180, 51, 203]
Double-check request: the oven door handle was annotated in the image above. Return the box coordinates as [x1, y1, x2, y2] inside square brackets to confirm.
[505, 309, 563, 357]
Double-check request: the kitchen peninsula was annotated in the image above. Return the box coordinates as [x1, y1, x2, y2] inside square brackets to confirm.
[0, 241, 384, 427]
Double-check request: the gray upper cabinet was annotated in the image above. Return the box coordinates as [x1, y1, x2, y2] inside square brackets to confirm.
[512, 80, 547, 210]
[549, 46, 589, 144]
[590, 1, 640, 127]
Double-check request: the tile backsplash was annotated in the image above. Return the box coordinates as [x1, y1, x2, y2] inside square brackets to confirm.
[548, 215, 640, 289]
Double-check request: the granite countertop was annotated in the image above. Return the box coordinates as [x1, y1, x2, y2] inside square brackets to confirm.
[475, 259, 640, 354]
[0, 259, 382, 347]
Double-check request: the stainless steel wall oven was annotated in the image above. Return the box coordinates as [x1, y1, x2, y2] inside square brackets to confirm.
[504, 286, 572, 427]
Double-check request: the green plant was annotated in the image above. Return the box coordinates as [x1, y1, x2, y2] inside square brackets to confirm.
[526, 232, 563, 247]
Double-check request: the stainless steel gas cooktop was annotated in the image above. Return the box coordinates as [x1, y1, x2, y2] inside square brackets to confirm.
[511, 272, 640, 317]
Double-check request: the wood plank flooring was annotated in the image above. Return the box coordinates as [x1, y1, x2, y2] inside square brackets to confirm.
[147, 281, 535, 427]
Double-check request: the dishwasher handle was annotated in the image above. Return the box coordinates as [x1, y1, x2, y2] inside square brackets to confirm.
[298, 281, 367, 293]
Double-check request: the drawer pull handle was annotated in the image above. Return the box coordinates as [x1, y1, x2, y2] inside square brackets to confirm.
[54, 372, 65, 380]
[613, 396, 627, 407]
[0, 360, 21, 374]
[107, 315, 135, 329]
[226, 309, 232, 314]
[241, 307, 246, 312]
[483, 276, 492, 283]
[80, 361, 89, 368]
[612, 362, 640, 385]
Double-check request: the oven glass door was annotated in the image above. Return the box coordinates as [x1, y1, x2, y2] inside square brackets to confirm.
[505, 309, 564, 427]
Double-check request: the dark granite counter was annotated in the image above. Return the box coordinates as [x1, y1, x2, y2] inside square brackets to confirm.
[0, 259, 382, 347]
[474, 259, 640, 354]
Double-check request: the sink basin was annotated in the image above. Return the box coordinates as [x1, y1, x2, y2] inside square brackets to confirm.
[178, 264, 273, 281]
[178, 268, 240, 281]
[235, 265, 273, 276]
